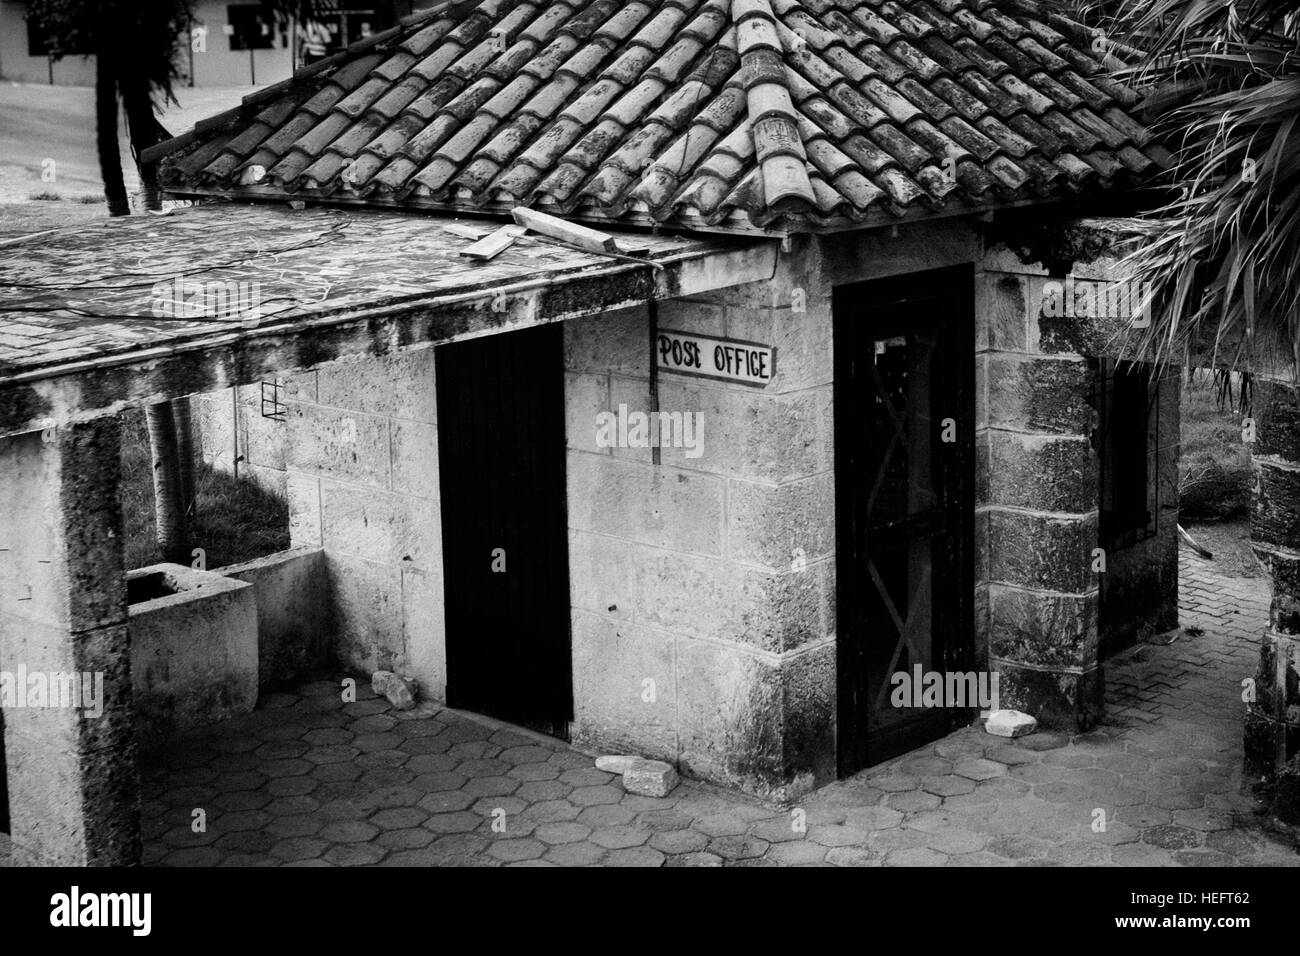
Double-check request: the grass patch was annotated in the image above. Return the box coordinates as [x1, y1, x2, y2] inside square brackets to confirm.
[28, 190, 62, 201]
[75, 194, 103, 204]
[119, 406, 289, 571]
[1180, 377, 1252, 521]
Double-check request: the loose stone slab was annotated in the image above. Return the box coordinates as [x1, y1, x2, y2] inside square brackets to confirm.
[985, 709, 1037, 738]
[371, 671, 417, 711]
[595, 755, 640, 775]
[623, 759, 679, 797]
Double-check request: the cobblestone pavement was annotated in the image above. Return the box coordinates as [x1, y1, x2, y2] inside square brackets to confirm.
[143, 546, 1300, 867]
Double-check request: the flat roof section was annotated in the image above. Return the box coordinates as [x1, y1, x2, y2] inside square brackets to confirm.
[0, 203, 775, 438]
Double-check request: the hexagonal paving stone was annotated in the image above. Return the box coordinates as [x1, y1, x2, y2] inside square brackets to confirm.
[826, 846, 881, 866]
[472, 797, 527, 818]
[921, 775, 976, 797]
[649, 829, 709, 854]
[665, 851, 723, 867]
[534, 822, 592, 845]
[576, 804, 637, 828]
[887, 790, 941, 813]
[1141, 824, 1201, 850]
[709, 834, 769, 860]
[1116, 805, 1173, 828]
[406, 754, 458, 774]
[544, 842, 605, 866]
[589, 825, 650, 850]
[271, 837, 330, 862]
[319, 820, 380, 844]
[163, 847, 224, 867]
[305, 744, 362, 766]
[377, 828, 436, 851]
[370, 806, 429, 830]
[423, 811, 483, 834]
[266, 796, 321, 817]
[311, 764, 364, 786]
[693, 812, 751, 838]
[419, 791, 475, 814]
[267, 776, 318, 798]
[953, 757, 1006, 781]
[605, 846, 665, 867]
[765, 841, 828, 865]
[324, 843, 387, 866]
[569, 784, 623, 807]
[266, 815, 324, 839]
[357, 751, 408, 771]
[488, 838, 547, 862]
[463, 776, 519, 798]
[498, 745, 555, 765]
[886, 847, 948, 866]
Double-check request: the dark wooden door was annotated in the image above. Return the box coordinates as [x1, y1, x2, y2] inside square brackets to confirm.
[436, 323, 573, 737]
[834, 266, 975, 775]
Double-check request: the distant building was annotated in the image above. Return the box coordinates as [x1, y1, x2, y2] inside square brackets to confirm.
[0, 0, 416, 88]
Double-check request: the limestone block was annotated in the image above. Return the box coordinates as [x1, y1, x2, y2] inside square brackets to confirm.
[623, 758, 680, 797]
[726, 473, 834, 569]
[128, 564, 258, 741]
[565, 371, 610, 456]
[326, 553, 404, 675]
[219, 548, 329, 687]
[980, 272, 1028, 351]
[988, 430, 1096, 513]
[402, 561, 446, 704]
[316, 349, 437, 422]
[984, 709, 1037, 738]
[675, 638, 784, 796]
[285, 402, 390, 488]
[1252, 458, 1300, 550]
[988, 354, 1093, 434]
[372, 670, 418, 710]
[563, 306, 649, 375]
[654, 380, 828, 482]
[595, 755, 639, 774]
[390, 419, 440, 499]
[321, 482, 439, 569]
[566, 453, 725, 556]
[570, 610, 677, 761]
[989, 584, 1098, 668]
[287, 472, 322, 547]
[988, 509, 1097, 592]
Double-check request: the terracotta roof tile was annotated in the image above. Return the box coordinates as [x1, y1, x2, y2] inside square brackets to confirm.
[156, 0, 1169, 233]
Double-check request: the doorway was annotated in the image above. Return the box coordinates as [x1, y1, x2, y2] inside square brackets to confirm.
[435, 324, 573, 738]
[834, 266, 976, 775]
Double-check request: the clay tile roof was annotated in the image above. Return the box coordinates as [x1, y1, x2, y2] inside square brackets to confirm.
[149, 0, 1167, 235]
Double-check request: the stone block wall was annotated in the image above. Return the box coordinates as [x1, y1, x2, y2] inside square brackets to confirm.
[0, 421, 140, 865]
[978, 225, 1182, 726]
[192, 375, 313, 498]
[280, 348, 447, 701]
[978, 263, 1103, 728]
[1245, 378, 1300, 808]
[564, 241, 837, 800]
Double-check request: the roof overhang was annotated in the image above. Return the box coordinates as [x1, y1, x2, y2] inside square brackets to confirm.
[0, 204, 776, 439]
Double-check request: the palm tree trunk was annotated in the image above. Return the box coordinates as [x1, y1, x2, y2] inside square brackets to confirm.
[119, 65, 163, 212]
[171, 397, 197, 522]
[95, 53, 130, 217]
[145, 400, 189, 564]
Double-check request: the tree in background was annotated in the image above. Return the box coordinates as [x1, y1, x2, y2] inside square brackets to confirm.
[27, 0, 327, 563]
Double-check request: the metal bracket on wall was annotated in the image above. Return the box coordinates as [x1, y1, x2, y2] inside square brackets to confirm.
[261, 380, 287, 421]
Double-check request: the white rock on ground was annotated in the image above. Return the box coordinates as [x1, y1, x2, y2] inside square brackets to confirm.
[371, 670, 418, 711]
[595, 755, 640, 775]
[984, 709, 1037, 738]
[622, 758, 679, 797]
